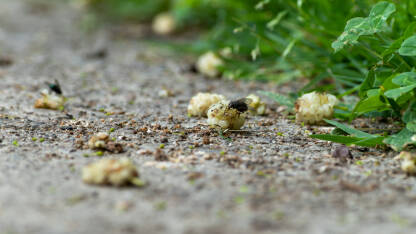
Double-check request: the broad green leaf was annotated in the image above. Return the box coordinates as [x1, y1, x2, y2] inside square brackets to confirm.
[331, 17, 369, 52]
[383, 128, 416, 151]
[403, 101, 416, 123]
[368, 1, 396, 30]
[366, 89, 380, 97]
[258, 91, 295, 109]
[354, 95, 386, 114]
[310, 134, 363, 144]
[391, 72, 416, 86]
[332, 2, 396, 52]
[404, 22, 416, 38]
[399, 35, 416, 56]
[384, 84, 416, 99]
[324, 119, 375, 138]
[406, 120, 416, 132]
[383, 23, 416, 57]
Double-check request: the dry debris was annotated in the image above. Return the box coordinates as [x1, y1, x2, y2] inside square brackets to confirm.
[154, 148, 169, 161]
[331, 145, 352, 160]
[0, 56, 13, 67]
[82, 158, 144, 187]
[88, 132, 123, 153]
[158, 87, 174, 97]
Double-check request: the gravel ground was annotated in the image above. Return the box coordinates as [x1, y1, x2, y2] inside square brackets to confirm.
[1, 1, 416, 234]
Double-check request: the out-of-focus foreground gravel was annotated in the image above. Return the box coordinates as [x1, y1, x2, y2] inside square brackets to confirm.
[1, 1, 416, 234]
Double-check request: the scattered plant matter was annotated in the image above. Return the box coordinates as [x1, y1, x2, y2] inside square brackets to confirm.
[82, 158, 144, 187]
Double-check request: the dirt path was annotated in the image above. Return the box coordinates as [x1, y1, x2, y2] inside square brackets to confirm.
[1, 1, 416, 234]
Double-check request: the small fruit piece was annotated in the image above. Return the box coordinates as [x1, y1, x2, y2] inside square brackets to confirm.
[188, 92, 226, 117]
[88, 132, 109, 150]
[152, 13, 176, 35]
[34, 89, 65, 110]
[88, 132, 123, 153]
[207, 100, 246, 130]
[196, 52, 224, 78]
[399, 152, 416, 174]
[82, 158, 139, 186]
[295, 92, 338, 124]
[246, 94, 266, 115]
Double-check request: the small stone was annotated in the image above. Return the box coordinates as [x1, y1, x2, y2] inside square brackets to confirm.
[332, 145, 352, 159]
[154, 149, 169, 161]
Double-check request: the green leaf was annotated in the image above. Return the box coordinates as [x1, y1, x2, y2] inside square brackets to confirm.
[384, 84, 416, 99]
[258, 91, 295, 109]
[310, 134, 383, 147]
[399, 35, 416, 56]
[332, 1, 396, 52]
[324, 119, 375, 138]
[359, 69, 375, 98]
[383, 128, 416, 151]
[403, 101, 416, 123]
[368, 1, 396, 30]
[310, 134, 363, 144]
[267, 10, 287, 30]
[353, 95, 387, 115]
[331, 17, 369, 52]
[386, 98, 402, 117]
[391, 72, 416, 86]
[382, 23, 416, 57]
[406, 120, 416, 132]
[353, 136, 385, 147]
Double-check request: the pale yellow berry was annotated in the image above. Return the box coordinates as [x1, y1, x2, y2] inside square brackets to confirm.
[196, 52, 224, 78]
[207, 100, 246, 130]
[399, 152, 416, 174]
[246, 94, 267, 115]
[295, 92, 338, 124]
[187, 92, 226, 117]
[82, 158, 139, 186]
[152, 13, 176, 35]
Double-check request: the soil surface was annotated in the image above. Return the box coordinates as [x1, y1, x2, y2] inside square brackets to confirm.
[1, 1, 416, 234]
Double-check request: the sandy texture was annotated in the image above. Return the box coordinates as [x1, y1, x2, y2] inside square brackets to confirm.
[1, 1, 416, 234]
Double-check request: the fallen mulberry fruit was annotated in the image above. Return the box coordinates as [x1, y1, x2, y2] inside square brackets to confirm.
[82, 158, 142, 186]
[207, 99, 248, 130]
[34, 89, 66, 110]
[196, 51, 224, 78]
[295, 92, 338, 124]
[188, 92, 226, 117]
[246, 94, 266, 115]
[152, 13, 176, 35]
[399, 152, 416, 175]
